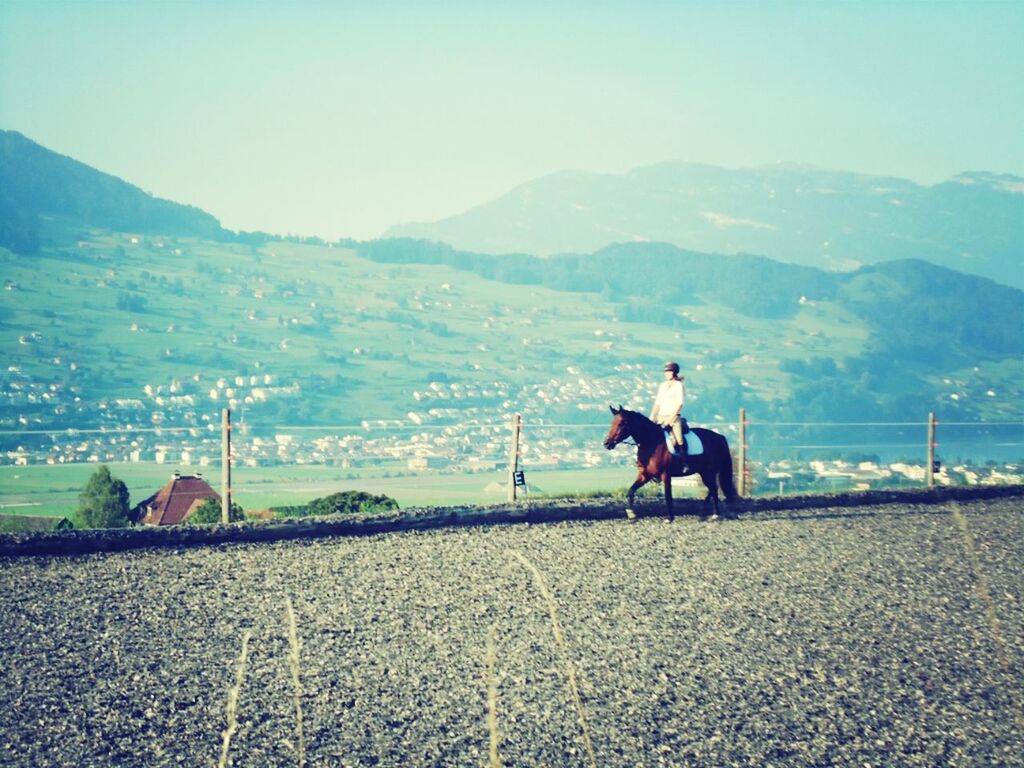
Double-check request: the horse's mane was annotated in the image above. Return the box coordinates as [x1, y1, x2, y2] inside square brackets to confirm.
[619, 408, 664, 442]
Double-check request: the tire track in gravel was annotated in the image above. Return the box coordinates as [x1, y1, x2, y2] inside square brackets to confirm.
[949, 501, 1024, 730]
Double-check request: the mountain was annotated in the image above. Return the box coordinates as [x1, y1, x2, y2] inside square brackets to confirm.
[0, 135, 1020, 447]
[384, 162, 1024, 290]
[0, 130, 229, 252]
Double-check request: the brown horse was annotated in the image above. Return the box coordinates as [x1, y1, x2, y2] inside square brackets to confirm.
[603, 405, 740, 522]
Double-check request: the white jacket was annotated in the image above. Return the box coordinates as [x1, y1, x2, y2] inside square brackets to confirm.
[651, 378, 685, 424]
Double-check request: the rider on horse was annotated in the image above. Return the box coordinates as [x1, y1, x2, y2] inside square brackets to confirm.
[650, 361, 688, 468]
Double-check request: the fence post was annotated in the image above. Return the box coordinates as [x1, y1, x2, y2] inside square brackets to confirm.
[507, 413, 522, 503]
[738, 408, 747, 497]
[222, 408, 232, 523]
[926, 411, 936, 488]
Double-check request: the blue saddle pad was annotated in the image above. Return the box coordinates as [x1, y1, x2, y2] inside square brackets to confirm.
[664, 430, 704, 455]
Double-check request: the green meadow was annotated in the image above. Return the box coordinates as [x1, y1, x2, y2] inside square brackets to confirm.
[0, 463, 649, 518]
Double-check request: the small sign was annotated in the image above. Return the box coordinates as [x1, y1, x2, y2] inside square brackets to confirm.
[932, 459, 941, 473]
[513, 470, 526, 487]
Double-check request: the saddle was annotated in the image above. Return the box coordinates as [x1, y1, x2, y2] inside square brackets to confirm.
[663, 422, 703, 461]
[662, 418, 692, 455]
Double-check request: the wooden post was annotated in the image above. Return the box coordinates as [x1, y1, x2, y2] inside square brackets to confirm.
[507, 413, 522, 503]
[222, 408, 232, 523]
[738, 408, 747, 497]
[926, 411, 936, 488]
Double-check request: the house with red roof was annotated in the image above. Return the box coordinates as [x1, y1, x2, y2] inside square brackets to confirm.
[132, 472, 221, 525]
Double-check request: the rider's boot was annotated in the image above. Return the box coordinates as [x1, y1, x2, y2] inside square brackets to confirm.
[678, 419, 689, 471]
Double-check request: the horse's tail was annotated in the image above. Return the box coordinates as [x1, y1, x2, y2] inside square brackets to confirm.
[718, 435, 740, 501]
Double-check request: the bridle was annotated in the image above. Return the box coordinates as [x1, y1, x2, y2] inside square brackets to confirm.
[605, 413, 639, 448]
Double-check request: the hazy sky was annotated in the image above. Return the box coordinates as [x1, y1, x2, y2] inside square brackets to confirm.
[1, 1, 1021, 241]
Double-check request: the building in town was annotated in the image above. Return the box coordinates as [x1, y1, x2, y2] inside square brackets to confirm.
[132, 472, 220, 525]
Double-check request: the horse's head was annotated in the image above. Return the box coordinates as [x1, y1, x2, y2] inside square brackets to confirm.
[603, 405, 632, 449]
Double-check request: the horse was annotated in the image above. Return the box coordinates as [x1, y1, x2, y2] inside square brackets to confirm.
[602, 405, 740, 522]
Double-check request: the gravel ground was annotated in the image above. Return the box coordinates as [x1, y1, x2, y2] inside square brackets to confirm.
[1, 497, 1022, 767]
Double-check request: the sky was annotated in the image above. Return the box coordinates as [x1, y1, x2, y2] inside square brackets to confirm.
[1, 1, 1022, 241]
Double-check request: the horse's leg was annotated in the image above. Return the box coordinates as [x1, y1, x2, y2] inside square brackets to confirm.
[625, 473, 649, 521]
[700, 471, 720, 520]
[662, 473, 674, 523]
[718, 466, 738, 519]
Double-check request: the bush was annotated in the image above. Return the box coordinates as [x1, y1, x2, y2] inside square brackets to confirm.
[74, 465, 131, 529]
[187, 497, 246, 524]
[273, 490, 399, 519]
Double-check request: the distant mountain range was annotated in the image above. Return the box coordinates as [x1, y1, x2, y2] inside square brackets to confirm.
[4, 129, 1020, 289]
[0, 130, 1021, 434]
[385, 162, 1024, 290]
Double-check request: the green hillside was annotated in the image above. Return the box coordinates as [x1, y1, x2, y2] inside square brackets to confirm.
[353, 238, 1023, 421]
[0, 229, 801, 427]
[1, 129, 1020, 442]
[2, 225, 1020, 444]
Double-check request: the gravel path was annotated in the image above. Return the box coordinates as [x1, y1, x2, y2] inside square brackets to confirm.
[1, 497, 1022, 767]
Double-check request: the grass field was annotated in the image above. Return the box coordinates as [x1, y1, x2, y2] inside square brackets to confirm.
[0, 463, 658, 518]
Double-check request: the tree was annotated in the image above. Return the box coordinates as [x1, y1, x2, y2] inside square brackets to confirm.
[187, 497, 246, 525]
[74, 465, 130, 529]
[115, 292, 148, 312]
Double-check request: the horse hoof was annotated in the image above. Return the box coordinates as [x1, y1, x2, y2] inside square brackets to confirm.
[625, 508, 637, 521]
[701, 514, 719, 523]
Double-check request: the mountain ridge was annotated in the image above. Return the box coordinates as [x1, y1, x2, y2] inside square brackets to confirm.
[385, 160, 1024, 289]
[0, 130, 230, 250]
